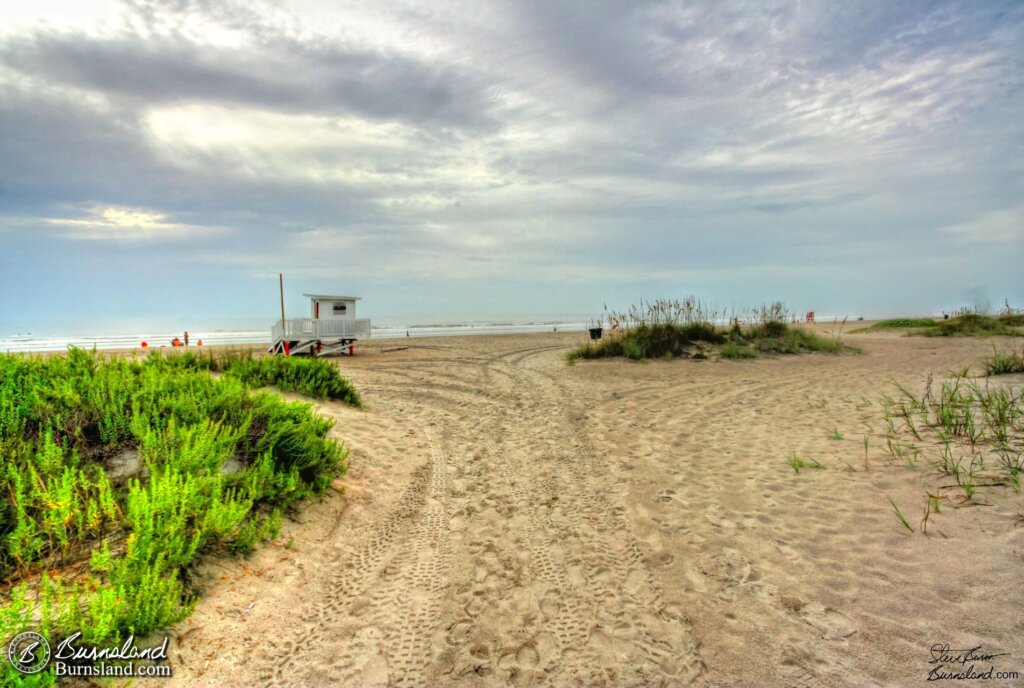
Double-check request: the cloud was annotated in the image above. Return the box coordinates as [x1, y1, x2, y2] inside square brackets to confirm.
[0, 10, 497, 128]
[0, 0, 1022, 321]
[941, 207, 1024, 244]
[41, 204, 227, 241]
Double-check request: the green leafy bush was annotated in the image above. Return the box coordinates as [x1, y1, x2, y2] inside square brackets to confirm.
[0, 348, 354, 683]
[161, 349, 361, 404]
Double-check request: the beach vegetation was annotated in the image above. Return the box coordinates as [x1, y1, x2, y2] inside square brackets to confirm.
[720, 341, 756, 359]
[862, 318, 938, 329]
[875, 373, 1023, 531]
[155, 349, 361, 404]
[888, 498, 914, 533]
[982, 346, 1024, 376]
[917, 313, 1023, 337]
[786, 453, 824, 473]
[852, 308, 1023, 337]
[568, 298, 858, 363]
[0, 348, 355, 685]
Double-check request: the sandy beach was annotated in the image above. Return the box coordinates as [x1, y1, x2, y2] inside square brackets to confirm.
[138, 328, 1023, 687]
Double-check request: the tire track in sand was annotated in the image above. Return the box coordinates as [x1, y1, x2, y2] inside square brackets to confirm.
[259, 429, 451, 687]
[427, 346, 704, 686]
[260, 341, 704, 686]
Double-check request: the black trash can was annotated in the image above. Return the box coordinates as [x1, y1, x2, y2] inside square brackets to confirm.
[589, 327, 603, 341]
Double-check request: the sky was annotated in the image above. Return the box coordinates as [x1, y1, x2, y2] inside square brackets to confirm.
[1, 0, 1022, 331]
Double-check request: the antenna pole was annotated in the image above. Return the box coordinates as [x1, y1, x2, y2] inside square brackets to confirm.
[279, 273, 290, 356]
[279, 273, 286, 324]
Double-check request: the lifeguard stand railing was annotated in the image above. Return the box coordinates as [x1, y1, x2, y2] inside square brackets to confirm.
[270, 317, 371, 356]
[272, 318, 371, 341]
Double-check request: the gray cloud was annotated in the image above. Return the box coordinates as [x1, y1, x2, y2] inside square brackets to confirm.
[0, 32, 495, 128]
[1, 0, 1022, 324]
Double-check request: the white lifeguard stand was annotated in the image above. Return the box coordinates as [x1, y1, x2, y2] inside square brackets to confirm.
[270, 293, 371, 357]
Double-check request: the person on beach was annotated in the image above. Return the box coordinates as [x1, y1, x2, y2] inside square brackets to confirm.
[171, 336, 183, 347]
[197, 339, 203, 346]
[184, 331, 190, 346]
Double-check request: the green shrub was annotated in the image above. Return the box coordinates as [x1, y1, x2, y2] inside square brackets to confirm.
[867, 318, 938, 329]
[0, 348, 352, 678]
[151, 349, 361, 405]
[720, 342, 756, 359]
[918, 314, 1024, 337]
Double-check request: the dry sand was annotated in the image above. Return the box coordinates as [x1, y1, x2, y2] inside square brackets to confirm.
[141, 328, 1024, 687]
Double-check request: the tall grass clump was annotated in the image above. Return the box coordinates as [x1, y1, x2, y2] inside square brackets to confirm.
[983, 346, 1024, 376]
[569, 298, 857, 362]
[0, 348, 353, 684]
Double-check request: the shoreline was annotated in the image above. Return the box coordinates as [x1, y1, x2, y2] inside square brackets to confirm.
[2, 319, 886, 356]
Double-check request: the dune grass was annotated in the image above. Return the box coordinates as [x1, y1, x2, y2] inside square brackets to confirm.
[917, 313, 1024, 337]
[859, 318, 938, 329]
[876, 373, 1023, 531]
[786, 453, 824, 473]
[567, 322, 724, 362]
[983, 346, 1024, 376]
[0, 348, 356, 685]
[852, 311, 1024, 337]
[720, 341, 756, 360]
[568, 299, 857, 363]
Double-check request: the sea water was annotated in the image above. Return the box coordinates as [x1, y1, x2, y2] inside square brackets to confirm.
[0, 315, 592, 353]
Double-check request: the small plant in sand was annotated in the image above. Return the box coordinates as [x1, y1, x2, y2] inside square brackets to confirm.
[828, 427, 844, 441]
[873, 371, 1023, 533]
[982, 346, 1024, 376]
[888, 498, 914, 533]
[786, 453, 824, 473]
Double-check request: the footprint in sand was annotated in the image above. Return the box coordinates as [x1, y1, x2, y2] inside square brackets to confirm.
[774, 539, 802, 561]
[697, 549, 757, 602]
[589, 626, 634, 669]
[497, 641, 544, 682]
[703, 504, 739, 530]
[792, 600, 858, 640]
[656, 488, 688, 506]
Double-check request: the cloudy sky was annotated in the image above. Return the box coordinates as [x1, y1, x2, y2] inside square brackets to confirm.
[1, 0, 1022, 330]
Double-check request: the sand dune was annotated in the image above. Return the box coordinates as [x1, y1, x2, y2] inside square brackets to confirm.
[147, 329, 1023, 687]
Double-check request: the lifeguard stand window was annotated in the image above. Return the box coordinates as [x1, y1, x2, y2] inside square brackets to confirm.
[333, 303, 347, 314]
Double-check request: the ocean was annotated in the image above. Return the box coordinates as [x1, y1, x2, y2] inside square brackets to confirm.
[0, 316, 593, 353]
